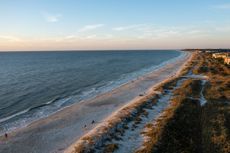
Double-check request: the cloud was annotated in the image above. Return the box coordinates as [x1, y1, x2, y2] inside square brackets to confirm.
[215, 26, 230, 32]
[42, 12, 62, 22]
[112, 24, 186, 39]
[186, 30, 203, 34]
[213, 3, 230, 9]
[112, 24, 145, 31]
[0, 35, 21, 42]
[54, 33, 113, 42]
[58, 35, 80, 41]
[112, 24, 215, 40]
[78, 24, 105, 32]
[84, 35, 97, 39]
[83, 34, 113, 40]
[65, 35, 78, 39]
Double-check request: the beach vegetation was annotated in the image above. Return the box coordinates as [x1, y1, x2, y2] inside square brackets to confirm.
[103, 143, 119, 153]
[138, 52, 230, 153]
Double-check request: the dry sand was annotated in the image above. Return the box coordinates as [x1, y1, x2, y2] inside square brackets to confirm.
[0, 52, 192, 153]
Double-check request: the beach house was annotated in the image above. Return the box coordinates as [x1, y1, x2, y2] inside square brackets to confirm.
[212, 52, 230, 65]
[212, 53, 227, 59]
[224, 57, 230, 65]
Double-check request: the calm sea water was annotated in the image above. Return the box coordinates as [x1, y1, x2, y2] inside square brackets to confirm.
[0, 50, 181, 134]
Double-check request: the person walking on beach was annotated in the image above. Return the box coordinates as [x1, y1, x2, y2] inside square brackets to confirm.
[4, 133, 8, 139]
[91, 120, 95, 124]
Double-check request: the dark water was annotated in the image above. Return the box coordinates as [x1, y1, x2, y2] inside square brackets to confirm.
[0, 50, 181, 134]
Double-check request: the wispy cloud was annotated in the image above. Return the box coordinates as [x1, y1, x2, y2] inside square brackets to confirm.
[78, 24, 105, 32]
[111, 24, 213, 40]
[84, 35, 97, 39]
[59, 35, 80, 41]
[83, 34, 113, 40]
[64, 35, 78, 39]
[42, 12, 62, 22]
[0, 35, 21, 42]
[112, 24, 185, 39]
[55, 33, 113, 42]
[215, 26, 230, 32]
[112, 24, 145, 31]
[213, 3, 230, 9]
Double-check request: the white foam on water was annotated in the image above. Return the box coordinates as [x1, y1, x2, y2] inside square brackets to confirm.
[0, 97, 72, 136]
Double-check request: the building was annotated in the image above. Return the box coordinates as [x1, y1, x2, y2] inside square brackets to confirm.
[212, 53, 227, 59]
[212, 52, 230, 65]
[224, 57, 230, 65]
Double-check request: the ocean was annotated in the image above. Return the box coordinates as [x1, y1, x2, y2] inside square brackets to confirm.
[0, 50, 181, 134]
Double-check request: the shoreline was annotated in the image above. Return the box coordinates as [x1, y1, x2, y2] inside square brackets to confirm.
[0, 51, 193, 153]
[0, 50, 183, 136]
[64, 51, 194, 153]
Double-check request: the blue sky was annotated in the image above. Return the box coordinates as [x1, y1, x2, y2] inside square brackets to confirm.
[0, 0, 230, 50]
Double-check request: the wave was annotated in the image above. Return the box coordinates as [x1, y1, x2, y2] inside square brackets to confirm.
[0, 97, 70, 124]
[28, 97, 64, 111]
[0, 96, 73, 136]
[93, 51, 187, 95]
[0, 109, 30, 123]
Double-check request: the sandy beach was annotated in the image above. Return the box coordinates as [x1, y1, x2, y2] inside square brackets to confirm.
[0, 51, 192, 153]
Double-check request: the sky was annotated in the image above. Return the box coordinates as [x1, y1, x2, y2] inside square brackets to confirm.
[0, 0, 230, 51]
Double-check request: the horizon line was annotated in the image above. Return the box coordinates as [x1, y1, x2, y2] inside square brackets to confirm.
[0, 48, 229, 52]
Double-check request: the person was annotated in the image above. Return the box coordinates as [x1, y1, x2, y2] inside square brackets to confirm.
[91, 120, 95, 124]
[4, 133, 8, 139]
[84, 124, 87, 128]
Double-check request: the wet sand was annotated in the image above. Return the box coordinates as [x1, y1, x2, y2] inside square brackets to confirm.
[0, 52, 191, 153]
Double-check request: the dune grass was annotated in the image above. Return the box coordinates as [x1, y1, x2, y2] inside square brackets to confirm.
[138, 52, 230, 153]
[71, 52, 230, 153]
[199, 53, 230, 153]
[137, 78, 203, 153]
